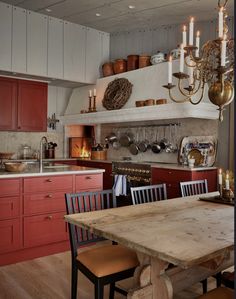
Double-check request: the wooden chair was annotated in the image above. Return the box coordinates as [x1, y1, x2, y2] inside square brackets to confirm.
[197, 286, 234, 299]
[65, 189, 139, 299]
[180, 179, 208, 197]
[130, 183, 167, 205]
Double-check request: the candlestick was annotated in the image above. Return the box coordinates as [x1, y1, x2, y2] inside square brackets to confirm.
[183, 25, 187, 47]
[180, 44, 184, 73]
[89, 90, 92, 97]
[218, 7, 224, 38]
[221, 35, 227, 66]
[168, 56, 172, 84]
[189, 17, 194, 45]
[92, 95, 97, 112]
[88, 96, 93, 112]
[93, 89, 96, 97]
[195, 30, 200, 57]
[225, 171, 230, 190]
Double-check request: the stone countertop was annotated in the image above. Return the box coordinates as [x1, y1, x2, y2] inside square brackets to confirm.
[0, 165, 105, 179]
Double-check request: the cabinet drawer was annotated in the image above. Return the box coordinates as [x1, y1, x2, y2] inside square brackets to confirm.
[24, 191, 66, 215]
[152, 168, 191, 184]
[0, 196, 20, 220]
[0, 179, 20, 197]
[75, 174, 103, 192]
[24, 212, 68, 248]
[24, 175, 73, 193]
[0, 218, 21, 254]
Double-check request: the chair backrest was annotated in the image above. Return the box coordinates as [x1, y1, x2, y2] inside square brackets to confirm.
[65, 189, 116, 259]
[180, 179, 208, 197]
[130, 184, 167, 205]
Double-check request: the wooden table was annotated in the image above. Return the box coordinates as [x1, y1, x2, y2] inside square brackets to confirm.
[65, 192, 234, 299]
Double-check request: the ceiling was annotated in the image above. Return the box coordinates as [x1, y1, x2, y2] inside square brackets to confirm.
[2, 0, 234, 32]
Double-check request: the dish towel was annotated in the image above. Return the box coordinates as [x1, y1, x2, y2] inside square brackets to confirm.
[113, 175, 127, 196]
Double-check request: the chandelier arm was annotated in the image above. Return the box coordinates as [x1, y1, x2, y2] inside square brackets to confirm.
[184, 55, 197, 68]
[218, 0, 228, 8]
[189, 82, 206, 105]
[178, 79, 192, 96]
[168, 88, 190, 103]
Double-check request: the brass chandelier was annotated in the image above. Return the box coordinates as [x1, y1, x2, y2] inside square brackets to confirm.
[163, 0, 234, 121]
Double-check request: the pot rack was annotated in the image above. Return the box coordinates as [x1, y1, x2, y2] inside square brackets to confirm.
[115, 122, 181, 129]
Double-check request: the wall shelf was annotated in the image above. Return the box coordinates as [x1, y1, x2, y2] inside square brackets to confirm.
[60, 102, 219, 125]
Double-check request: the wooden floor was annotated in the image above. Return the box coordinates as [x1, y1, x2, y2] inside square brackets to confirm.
[0, 245, 221, 299]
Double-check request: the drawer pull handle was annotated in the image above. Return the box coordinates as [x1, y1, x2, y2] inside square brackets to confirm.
[46, 194, 53, 198]
[168, 184, 172, 187]
[46, 179, 52, 182]
[46, 215, 53, 220]
[168, 171, 172, 175]
[85, 176, 92, 180]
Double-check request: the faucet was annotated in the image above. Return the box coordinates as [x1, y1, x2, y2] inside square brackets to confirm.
[39, 136, 48, 172]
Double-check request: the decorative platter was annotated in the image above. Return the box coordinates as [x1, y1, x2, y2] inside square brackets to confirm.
[178, 135, 217, 167]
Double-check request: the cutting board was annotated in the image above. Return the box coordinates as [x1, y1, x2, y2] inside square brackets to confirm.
[178, 136, 217, 167]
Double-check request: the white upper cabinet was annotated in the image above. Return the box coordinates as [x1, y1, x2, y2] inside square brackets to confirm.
[85, 28, 102, 84]
[64, 22, 86, 82]
[12, 6, 27, 73]
[48, 17, 64, 79]
[27, 11, 48, 76]
[0, 2, 12, 71]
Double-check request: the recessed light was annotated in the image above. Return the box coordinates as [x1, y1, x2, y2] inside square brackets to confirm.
[128, 5, 135, 9]
[45, 8, 52, 12]
[95, 13, 101, 17]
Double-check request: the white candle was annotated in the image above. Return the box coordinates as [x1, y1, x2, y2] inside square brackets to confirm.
[89, 90, 92, 97]
[189, 17, 194, 45]
[168, 55, 172, 84]
[225, 171, 230, 190]
[195, 30, 200, 57]
[218, 168, 222, 185]
[221, 35, 227, 66]
[180, 44, 184, 73]
[183, 25, 187, 47]
[93, 89, 96, 96]
[218, 7, 224, 38]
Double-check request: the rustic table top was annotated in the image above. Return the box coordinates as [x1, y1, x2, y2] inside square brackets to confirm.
[65, 192, 234, 269]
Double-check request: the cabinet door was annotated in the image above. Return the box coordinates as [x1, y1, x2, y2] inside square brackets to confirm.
[17, 80, 47, 132]
[0, 2, 12, 71]
[192, 170, 217, 192]
[27, 11, 48, 76]
[0, 218, 21, 254]
[12, 6, 27, 73]
[48, 17, 63, 79]
[24, 212, 68, 248]
[85, 28, 102, 83]
[0, 77, 17, 131]
[75, 173, 103, 192]
[0, 197, 20, 220]
[64, 22, 86, 82]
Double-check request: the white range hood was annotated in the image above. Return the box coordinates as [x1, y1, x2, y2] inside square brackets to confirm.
[61, 60, 219, 125]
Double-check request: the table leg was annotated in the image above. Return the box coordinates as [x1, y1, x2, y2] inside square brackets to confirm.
[128, 253, 173, 299]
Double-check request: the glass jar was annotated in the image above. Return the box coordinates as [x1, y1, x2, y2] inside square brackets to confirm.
[21, 145, 32, 159]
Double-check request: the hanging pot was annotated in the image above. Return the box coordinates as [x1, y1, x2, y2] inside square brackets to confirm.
[119, 132, 134, 147]
[151, 128, 161, 154]
[138, 128, 149, 152]
[129, 131, 139, 155]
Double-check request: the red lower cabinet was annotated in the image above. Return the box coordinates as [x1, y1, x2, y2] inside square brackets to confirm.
[24, 212, 68, 248]
[0, 218, 22, 254]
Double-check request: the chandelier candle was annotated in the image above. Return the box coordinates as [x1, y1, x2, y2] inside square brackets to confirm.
[168, 56, 173, 84]
[218, 7, 224, 38]
[221, 36, 227, 66]
[180, 44, 184, 72]
[183, 25, 187, 47]
[195, 31, 200, 57]
[189, 17, 194, 45]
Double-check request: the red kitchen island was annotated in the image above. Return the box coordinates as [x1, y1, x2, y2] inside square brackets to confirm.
[0, 164, 104, 266]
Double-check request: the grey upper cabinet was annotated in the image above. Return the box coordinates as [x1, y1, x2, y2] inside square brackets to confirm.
[85, 28, 102, 84]
[27, 11, 48, 76]
[12, 6, 27, 74]
[48, 17, 64, 79]
[64, 21, 86, 82]
[0, 2, 12, 71]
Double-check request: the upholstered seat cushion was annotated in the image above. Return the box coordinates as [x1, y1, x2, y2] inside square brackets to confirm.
[77, 244, 139, 278]
[197, 287, 234, 299]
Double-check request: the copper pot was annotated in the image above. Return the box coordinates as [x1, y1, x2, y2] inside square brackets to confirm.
[102, 62, 114, 77]
[127, 55, 139, 71]
[139, 55, 151, 68]
[113, 59, 127, 74]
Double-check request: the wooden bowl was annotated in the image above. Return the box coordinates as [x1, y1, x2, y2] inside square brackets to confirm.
[135, 100, 145, 107]
[156, 99, 167, 105]
[0, 152, 14, 159]
[4, 162, 27, 172]
[145, 99, 155, 106]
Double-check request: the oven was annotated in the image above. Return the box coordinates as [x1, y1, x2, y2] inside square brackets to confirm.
[112, 161, 151, 207]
